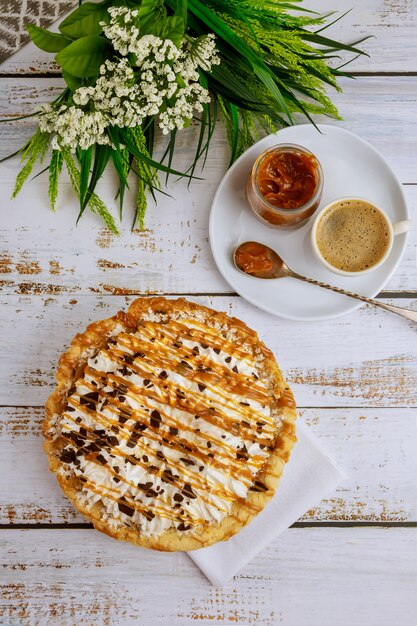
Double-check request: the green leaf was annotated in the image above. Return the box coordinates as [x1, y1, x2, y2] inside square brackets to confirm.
[62, 147, 119, 233]
[128, 128, 160, 191]
[26, 24, 71, 52]
[12, 129, 50, 198]
[252, 64, 292, 123]
[173, 0, 187, 22]
[61, 69, 83, 91]
[136, 0, 184, 47]
[145, 123, 155, 159]
[138, 0, 166, 34]
[0, 111, 41, 124]
[314, 9, 352, 34]
[48, 150, 63, 211]
[81, 143, 112, 214]
[30, 164, 50, 182]
[203, 95, 217, 167]
[59, 2, 110, 39]
[133, 174, 147, 231]
[208, 64, 287, 126]
[161, 16, 185, 47]
[55, 35, 112, 78]
[187, 0, 292, 121]
[187, 0, 252, 59]
[187, 77, 209, 182]
[78, 146, 93, 210]
[119, 130, 200, 180]
[228, 103, 239, 165]
[164, 129, 177, 183]
[302, 32, 370, 56]
[0, 146, 28, 164]
[209, 64, 262, 107]
[111, 150, 130, 189]
[115, 148, 132, 219]
[217, 96, 241, 165]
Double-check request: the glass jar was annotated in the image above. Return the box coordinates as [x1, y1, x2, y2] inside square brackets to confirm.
[246, 143, 324, 229]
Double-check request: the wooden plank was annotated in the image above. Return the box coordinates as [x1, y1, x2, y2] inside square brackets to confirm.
[1, 528, 416, 625]
[1, 0, 416, 74]
[1, 77, 417, 183]
[307, 0, 417, 73]
[302, 408, 417, 522]
[0, 182, 415, 297]
[1, 294, 416, 408]
[0, 77, 416, 296]
[1, 406, 415, 525]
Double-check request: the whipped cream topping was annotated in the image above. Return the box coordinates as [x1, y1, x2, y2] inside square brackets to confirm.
[57, 314, 284, 537]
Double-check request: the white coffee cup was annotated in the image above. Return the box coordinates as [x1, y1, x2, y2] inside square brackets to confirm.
[311, 197, 413, 276]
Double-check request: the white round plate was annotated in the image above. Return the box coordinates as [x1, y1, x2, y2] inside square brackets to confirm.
[209, 124, 409, 321]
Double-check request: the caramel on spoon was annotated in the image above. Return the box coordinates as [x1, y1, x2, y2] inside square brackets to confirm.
[233, 241, 417, 323]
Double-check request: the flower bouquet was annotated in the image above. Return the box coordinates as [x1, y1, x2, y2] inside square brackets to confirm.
[2, 0, 368, 233]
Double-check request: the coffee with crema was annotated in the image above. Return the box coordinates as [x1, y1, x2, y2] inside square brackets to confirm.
[315, 199, 391, 272]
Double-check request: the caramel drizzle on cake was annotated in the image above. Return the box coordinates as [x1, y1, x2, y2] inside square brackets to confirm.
[58, 317, 291, 534]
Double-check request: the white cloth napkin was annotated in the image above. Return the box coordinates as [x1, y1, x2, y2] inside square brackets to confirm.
[188, 421, 345, 586]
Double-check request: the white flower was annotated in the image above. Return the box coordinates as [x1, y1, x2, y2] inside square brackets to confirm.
[188, 34, 221, 72]
[42, 7, 221, 150]
[73, 86, 95, 106]
[40, 105, 110, 151]
[158, 83, 211, 135]
[51, 135, 61, 151]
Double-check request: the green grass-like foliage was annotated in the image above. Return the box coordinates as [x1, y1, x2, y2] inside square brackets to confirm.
[5, 0, 368, 233]
[11, 129, 50, 198]
[48, 150, 63, 211]
[62, 148, 120, 234]
[185, 0, 367, 159]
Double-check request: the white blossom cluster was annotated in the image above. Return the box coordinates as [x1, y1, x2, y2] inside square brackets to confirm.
[39, 103, 110, 151]
[100, 6, 140, 57]
[73, 58, 162, 128]
[101, 7, 180, 64]
[180, 33, 220, 75]
[159, 83, 210, 132]
[101, 6, 220, 134]
[40, 6, 221, 149]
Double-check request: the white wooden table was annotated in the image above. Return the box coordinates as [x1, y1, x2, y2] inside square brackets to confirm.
[1, 2, 416, 624]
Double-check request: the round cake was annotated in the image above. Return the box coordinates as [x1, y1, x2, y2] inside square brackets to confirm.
[44, 297, 296, 551]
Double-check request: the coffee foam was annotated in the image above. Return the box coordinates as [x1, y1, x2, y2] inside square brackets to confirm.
[316, 200, 391, 272]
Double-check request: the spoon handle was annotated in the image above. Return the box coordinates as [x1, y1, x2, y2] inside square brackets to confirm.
[289, 271, 417, 323]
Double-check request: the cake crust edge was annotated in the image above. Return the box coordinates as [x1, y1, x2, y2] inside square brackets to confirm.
[43, 297, 297, 551]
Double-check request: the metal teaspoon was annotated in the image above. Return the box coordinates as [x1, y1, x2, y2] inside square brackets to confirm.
[233, 241, 417, 323]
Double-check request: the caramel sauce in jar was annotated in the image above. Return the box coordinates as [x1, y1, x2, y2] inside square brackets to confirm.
[246, 144, 323, 229]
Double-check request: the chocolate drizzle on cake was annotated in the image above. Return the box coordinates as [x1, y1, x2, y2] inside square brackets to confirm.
[58, 316, 288, 536]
